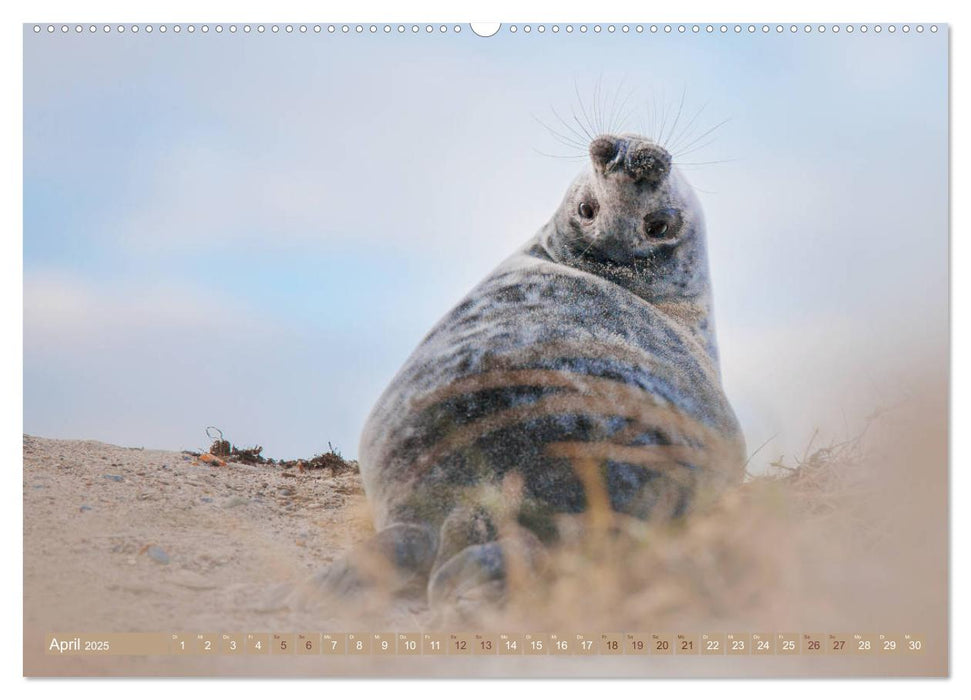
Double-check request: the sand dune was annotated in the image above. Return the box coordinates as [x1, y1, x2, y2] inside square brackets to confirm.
[23, 375, 947, 678]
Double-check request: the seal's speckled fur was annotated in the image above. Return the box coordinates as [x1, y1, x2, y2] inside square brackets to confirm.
[303, 134, 744, 610]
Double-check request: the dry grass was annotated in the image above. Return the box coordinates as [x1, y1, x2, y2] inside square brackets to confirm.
[22, 378, 946, 676]
[425, 383, 947, 646]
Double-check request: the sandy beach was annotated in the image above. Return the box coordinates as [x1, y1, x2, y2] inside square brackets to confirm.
[22, 434, 386, 675]
[22, 374, 948, 678]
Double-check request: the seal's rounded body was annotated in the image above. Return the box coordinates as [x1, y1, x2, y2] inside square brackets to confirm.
[361, 244, 742, 529]
[314, 134, 744, 609]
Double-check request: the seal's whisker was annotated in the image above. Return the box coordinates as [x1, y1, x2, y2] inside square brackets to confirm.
[652, 95, 664, 144]
[655, 89, 673, 147]
[649, 93, 659, 143]
[577, 229, 603, 258]
[673, 158, 738, 166]
[605, 78, 626, 134]
[668, 104, 710, 153]
[534, 116, 589, 153]
[548, 134, 589, 152]
[574, 78, 598, 141]
[666, 101, 711, 155]
[540, 136, 587, 156]
[570, 106, 595, 143]
[534, 113, 586, 144]
[549, 106, 594, 147]
[673, 137, 721, 160]
[617, 95, 641, 135]
[548, 139, 590, 155]
[671, 117, 731, 158]
[683, 181, 717, 195]
[660, 92, 676, 146]
[602, 77, 626, 135]
[613, 100, 638, 137]
[590, 76, 600, 135]
[672, 135, 725, 160]
[571, 80, 597, 142]
[533, 149, 588, 161]
[641, 101, 659, 146]
[573, 105, 597, 141]
[592, 74, 606, 135]
[608, 80, 637, 135]
[550, 107, 590, 144]
[598, 74, 611, 135]
[661, 85, 688, 151]
[645, 97, 657, 144]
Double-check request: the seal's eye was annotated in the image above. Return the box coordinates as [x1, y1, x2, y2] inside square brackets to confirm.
[644, 209, 681, 240]
[578, 202, 596, 220]
[645, 221, 669, 238]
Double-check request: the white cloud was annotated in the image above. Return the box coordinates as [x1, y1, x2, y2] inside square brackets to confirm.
[24, 269, 269, 344]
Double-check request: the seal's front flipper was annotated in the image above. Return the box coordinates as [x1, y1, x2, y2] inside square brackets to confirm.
[428, 542, 507, 613]
[269, 523, 438, 612]
[427, 532, 547, 617]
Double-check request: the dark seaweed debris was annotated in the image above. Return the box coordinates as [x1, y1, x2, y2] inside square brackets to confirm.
[204, 429, 358, 474]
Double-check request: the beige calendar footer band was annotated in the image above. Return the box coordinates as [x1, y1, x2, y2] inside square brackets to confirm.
[45, 633, 927, 656]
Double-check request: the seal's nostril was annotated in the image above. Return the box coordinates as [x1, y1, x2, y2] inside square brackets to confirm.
[626, 144, 672, 185]
[589, 136, 619, 167]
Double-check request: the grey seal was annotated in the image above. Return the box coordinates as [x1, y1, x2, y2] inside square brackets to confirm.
[299, 133, 745, 611]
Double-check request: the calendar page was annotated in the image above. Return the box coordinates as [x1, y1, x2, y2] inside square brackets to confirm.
[22, 20, 948, 677]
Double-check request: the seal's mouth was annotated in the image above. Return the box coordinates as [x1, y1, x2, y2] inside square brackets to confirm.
[589, 135, 671, 188]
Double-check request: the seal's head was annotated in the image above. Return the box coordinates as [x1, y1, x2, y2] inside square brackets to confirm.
[546, 133, 710, 304]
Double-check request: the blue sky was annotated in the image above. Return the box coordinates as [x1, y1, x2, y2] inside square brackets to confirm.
[23, 26, 948, 468]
